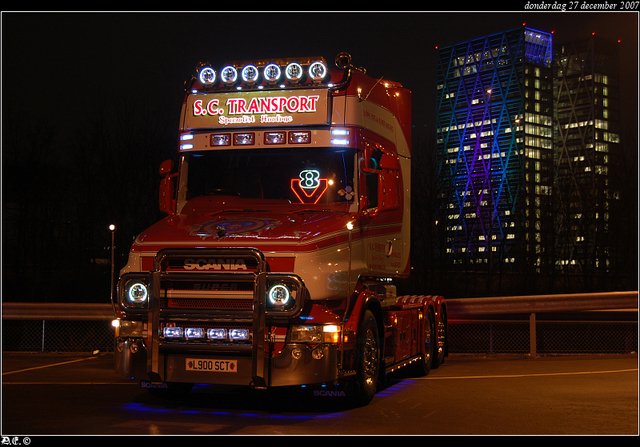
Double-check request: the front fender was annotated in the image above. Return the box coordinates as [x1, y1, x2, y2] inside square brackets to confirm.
[344, 289, 383, 342]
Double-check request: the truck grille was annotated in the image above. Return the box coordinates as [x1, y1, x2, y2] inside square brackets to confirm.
[163, 297, 253, 310]
[146, 247, 302, 357]
[154, 248, 265, 314]
[147, 248, 267, 349]
[160, 278, 255, 311]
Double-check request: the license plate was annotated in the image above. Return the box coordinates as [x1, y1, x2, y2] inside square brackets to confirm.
[186, 358, 237, 372]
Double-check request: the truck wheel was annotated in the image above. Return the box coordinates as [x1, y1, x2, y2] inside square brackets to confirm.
[415, 308, 435, 376]
[352, 310, 381, 406]
[433, 308, 447, 369]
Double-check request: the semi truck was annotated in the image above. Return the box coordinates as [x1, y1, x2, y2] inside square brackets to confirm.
[112, 52, 447, 406]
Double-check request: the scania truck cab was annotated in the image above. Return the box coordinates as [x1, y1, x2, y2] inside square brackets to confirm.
[113, 53, 447, 406]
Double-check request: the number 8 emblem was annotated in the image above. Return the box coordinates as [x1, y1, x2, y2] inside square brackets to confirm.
[300, 169, 320, 189]
[291, 169, 329, 204]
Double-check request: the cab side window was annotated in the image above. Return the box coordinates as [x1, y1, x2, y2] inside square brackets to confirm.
[365, 147, 383, 210]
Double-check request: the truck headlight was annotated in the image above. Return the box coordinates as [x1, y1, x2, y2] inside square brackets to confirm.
[119, 276, 150, 310]
[268, 284, 291, 307]
[264, 275, 305, 317]
[128, 282, 148, 304]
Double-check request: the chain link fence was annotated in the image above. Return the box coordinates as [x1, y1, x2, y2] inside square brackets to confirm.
[2, 319, 115, 353]
[2, 315, 636, 355]
[448, 315, 638, 354]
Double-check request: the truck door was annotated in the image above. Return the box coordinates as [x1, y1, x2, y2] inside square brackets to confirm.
[361, 140, 403, 274]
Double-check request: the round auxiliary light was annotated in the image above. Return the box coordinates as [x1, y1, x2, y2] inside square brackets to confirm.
[268, 284, 291, 307]
[309, 61, 327, 82]
[285, 62, 303, 83]
[127, 282, 148, 304]
[264, 63, 281, 84]
[198, 66, 216, 86]
[220, 65, 238, 85]
[242, 64, 259, 85]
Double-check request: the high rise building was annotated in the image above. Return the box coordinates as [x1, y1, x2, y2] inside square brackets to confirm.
[435, 27, 555, 276]
[553, 34, 621, 276]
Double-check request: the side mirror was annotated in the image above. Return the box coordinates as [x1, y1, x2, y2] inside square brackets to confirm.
[159, 160, 177, 214]
[159, 159, 173, 176]
[379, 153, 400, 170]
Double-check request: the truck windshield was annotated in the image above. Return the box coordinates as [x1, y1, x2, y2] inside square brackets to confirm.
[184, 147, 357, 210]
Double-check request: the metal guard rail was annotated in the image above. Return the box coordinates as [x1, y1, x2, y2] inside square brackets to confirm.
[446, 291, 638, 317]
[2, 302, 115, 321]
[446, 291, 638, 357]
[3, 291, 637, 320]
[2, 292, 638, 356]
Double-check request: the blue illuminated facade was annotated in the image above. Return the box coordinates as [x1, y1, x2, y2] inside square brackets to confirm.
[435, 27, 554, 274]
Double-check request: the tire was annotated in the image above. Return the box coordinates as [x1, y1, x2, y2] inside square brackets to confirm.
[415, 307, 435, 377]
[433, 308, 447, 369]
[352, 310, 381, 406]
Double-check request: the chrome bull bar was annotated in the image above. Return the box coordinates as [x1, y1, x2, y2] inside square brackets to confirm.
[145, 247, 304, 389]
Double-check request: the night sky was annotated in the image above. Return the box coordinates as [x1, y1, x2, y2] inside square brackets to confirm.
[3, 11, 638, 140]
[2, 10, 638, 300]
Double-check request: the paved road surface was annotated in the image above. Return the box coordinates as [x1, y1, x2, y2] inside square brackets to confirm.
[1, 352, 637, 435]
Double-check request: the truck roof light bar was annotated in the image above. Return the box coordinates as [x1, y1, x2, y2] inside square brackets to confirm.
[309, 61, 328, 83]
[197, 62, 216, 89]
[220, 65, 238, 86]
[192, 57, 329, 91]
[241, 64, 259, 86]
[285, 62, 303, 84]
[264, 63, 282, 85]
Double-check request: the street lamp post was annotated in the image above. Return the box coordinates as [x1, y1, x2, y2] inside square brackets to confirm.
[109, 224, 116, 316]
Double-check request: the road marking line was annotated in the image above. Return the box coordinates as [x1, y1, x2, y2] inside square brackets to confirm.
[2, 357, 98, 375]
[419, 368, 638, 380]
[2, 382, 137, 385]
